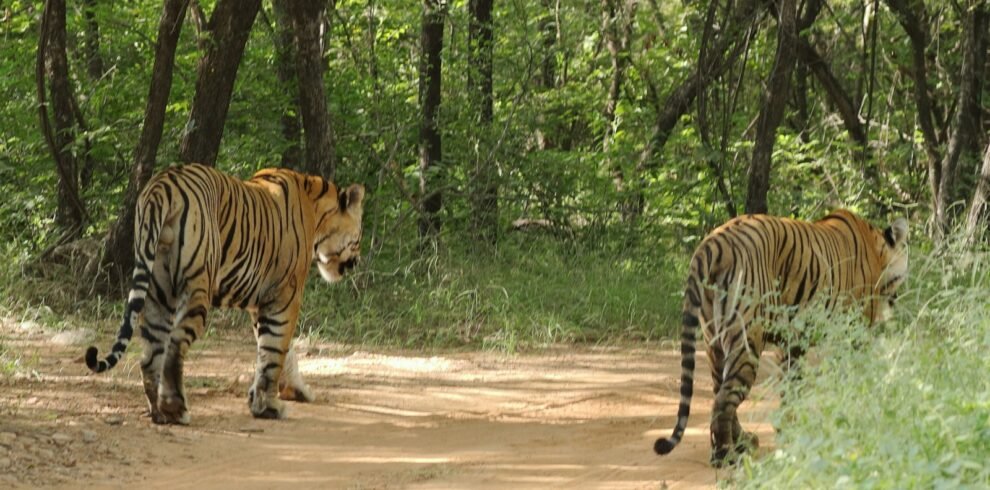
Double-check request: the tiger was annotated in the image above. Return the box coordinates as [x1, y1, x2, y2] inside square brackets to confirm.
[653, 209, 908, 466]
[85, 163, 364, 424]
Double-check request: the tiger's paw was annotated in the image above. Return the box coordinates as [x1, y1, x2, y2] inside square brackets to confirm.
[248, 386, 287, 420]
[156, 394, 190, 425]
[278, 348, 315, 403]
[738, 431, 759, 451]
[278, 383, 315, 403]
[710, 432, 759, 467]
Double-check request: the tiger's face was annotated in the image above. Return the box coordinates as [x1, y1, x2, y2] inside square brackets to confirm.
[312, 183, 365, 284]
[874, 217, 909, 321]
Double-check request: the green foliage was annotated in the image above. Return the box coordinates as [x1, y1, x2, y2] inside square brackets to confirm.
[294, 231, 682, 350]
[735, 246, 990, 488]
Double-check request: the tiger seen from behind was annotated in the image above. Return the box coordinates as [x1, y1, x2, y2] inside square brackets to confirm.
[654, 210, 909, 466]
[86, 164, 364, 424]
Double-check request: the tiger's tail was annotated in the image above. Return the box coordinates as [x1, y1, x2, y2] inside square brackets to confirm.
[85, 194, 166, 373]
[655, 268, 703, 455]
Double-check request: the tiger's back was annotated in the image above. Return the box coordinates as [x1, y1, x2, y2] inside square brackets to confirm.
[656, 210, 909, 466]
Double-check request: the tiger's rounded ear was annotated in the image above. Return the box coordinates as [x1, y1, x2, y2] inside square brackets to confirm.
[884, 217, 908, 247]
[338, 184, 365, 214]
[305, 175, 337, 203]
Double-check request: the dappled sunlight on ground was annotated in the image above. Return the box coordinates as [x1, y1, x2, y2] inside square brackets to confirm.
[0, 318, 779, 488]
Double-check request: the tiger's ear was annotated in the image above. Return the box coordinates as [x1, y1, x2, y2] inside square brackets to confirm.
[338, 184, 365, 215]
[884, 217, 908, 247]
[304, 175, 337, 204]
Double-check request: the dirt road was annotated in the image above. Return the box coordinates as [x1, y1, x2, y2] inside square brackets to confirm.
[0, 319, 778, 489]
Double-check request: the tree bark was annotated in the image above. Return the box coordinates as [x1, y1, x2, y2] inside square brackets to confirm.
[418, 0, 445, 239]
[745, 0, 797, 215]
[177, 0, 261, 166]
[539, 0, 557, 89]
[187, 0, 209, 51]
[272, 0, 302, 169]
[935, 2, 986, 236]
[286, 0, 336, 178]
[469, 0, 497, 243]
[796, 39, 866, 149]
[101, 0, 188, 289]
[884, 0, 942, 215]
[38, 0, 87, 238]
[965, 140, 990, 244]
[630, 0, 762, 218]
[601, 0, 634, 192]
[82, 0, 104, 80]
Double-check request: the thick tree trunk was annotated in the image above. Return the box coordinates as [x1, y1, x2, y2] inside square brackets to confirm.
[745, 0, 797, 215]
[286, 0, 336, 178]
[418, 0, 444, 239]
[101, 0, 188, 290]
[272, 0, 302, 169]
[177, 0, 261, 166]
[82, 0, 104, 80]
[469, 0, 497, 243]
[38, 0, 87, 238]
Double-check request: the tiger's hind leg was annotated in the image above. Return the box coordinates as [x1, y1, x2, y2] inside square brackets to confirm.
[710, 344, 761, 467]
[157, 284, 210, 425]
[138, 291, 174, 424]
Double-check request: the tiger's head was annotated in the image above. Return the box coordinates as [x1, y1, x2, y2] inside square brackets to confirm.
[307, 178, 365, 284]
[873, 216, 909, 322]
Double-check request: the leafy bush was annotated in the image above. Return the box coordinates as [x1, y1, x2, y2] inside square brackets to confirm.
[736, 247, 990, 488]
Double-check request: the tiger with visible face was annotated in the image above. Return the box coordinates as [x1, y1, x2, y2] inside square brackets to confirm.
[86, 164, 364, 424]
[654, 210, 909, 466]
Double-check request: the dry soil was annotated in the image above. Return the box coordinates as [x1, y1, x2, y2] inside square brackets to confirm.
[0, 318, 779, 489]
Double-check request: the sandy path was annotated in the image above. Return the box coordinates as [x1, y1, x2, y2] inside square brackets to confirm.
[0, 321, 778, 489]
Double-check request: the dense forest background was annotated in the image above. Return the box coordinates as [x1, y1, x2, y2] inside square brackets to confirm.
[6, 0, 989, 255]
[1, 0, 989, 338]
[2, 0, 990, 485]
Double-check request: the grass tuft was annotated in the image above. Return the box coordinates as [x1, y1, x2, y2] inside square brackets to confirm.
[735, 245, 990, 488]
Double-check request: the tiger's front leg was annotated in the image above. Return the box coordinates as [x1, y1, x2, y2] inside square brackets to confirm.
[278, 347, 315, 402]
[248, 304, 300, 419]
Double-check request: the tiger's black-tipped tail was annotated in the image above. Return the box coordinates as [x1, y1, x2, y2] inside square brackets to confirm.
[85, 279, 149, 373]
[86, 189, 167, 375]
[655, 287, 701, 455]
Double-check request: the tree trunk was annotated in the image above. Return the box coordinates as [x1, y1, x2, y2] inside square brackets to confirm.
[286, 0, 336, 178]
[796, 39, 866, 150]
[418, 0, 444, 239]
[601, 0, 634, 193]
[539, 0, 557, 89]
[38, 0, 87, 238]
[884, 0, 942, 218]
[82, 0, 104, 80]
[630, 0, 762, 218]
[745, 0, 797, 215]
[101, 0, 188, 290]
[935, 2, 986, 237]
[272, 0, 302, 169]
[177, 0, 261, 166]
[965, 140, 990, 244]
[469, 0, 497, 243]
